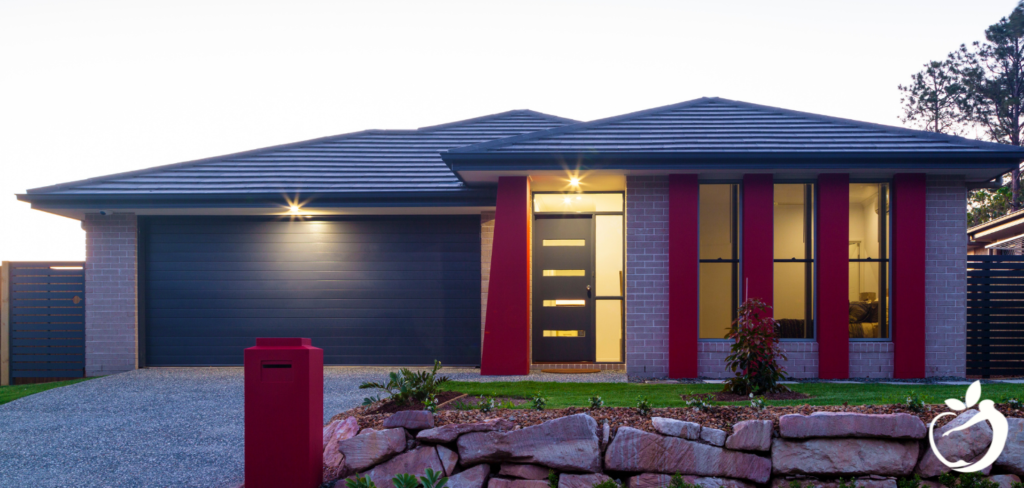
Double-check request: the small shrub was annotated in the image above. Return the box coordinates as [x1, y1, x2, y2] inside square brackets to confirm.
[669, 473, 700, 488]
[532, 393, 548, 411]
[1010, 482, 1024, 488]
[362, 395, 383, 406]
[684, 394, 713, 412]
[787, 481, 803, 488]
[392, 474, 420, 488]
[903, 392, 925, 412]
[636, 395, 653, 416]
[1004, 397, 1022, 411]
[359, 360, 451, 406]
[836, 478, 858, 488]
[593, 480, 622, 488]
[452, 400, 475, 411]
[937, 472, 998, 488]
[478, 396, 495, 413]
[897, 475, 922, 488]
[589, 395, 604, 409]
[423, 393, 438, 413]
[547, 470, 559, 488]
[723, 298, 789, 396]
[347, 476, 378, 488]
[419, 468, 448, 488]
[749, 393, 766, 411]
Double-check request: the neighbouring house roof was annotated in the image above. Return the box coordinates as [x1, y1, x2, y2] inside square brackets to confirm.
[968, 207, 1024, 250]
[19, 110, 575, 211]
[443, 98, 1024, 178]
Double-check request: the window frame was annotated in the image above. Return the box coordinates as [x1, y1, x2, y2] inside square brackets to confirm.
[847, 180, 891, 342]
[698, 181, 741, 342]
[775, 181, 816, 342]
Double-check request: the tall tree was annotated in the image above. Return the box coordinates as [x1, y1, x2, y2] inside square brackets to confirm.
[898, 58, 967, 135]
[900, 1, 1024, 216]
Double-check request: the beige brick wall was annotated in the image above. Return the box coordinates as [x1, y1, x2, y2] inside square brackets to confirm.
[481, 211, 494, 351]
[82, 213, 138, 376]
[924, 175, 967, 377]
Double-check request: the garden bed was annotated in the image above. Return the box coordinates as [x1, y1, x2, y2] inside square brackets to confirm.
[332, 402, 1016, 434]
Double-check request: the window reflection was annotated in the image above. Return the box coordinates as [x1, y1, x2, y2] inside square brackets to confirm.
[849, 183, 889, 339]
[699, 184, 739, 339]
[774, 184, 814, 339]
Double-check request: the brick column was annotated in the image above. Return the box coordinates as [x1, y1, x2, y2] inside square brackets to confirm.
[626, 176, 670, 378]
[82, 213, 138, 376]
[925, 175, 967, 377]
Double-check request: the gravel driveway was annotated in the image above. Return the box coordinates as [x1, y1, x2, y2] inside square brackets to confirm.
[0, 367, 624, 488]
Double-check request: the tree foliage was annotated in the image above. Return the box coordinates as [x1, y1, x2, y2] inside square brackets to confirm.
[900, 2, 1024, 224]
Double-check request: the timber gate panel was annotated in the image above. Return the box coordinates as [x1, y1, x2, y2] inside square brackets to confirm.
[967, 255, 1024, 377]
[6, 262, 86, 383]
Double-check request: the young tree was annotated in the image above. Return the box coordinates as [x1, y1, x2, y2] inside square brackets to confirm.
[898, 58, 967, 135]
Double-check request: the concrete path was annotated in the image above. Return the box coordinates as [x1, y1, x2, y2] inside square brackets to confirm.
[0, 367, 624, 488]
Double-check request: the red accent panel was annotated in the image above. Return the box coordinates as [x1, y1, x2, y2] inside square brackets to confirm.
[892, 173, 927, 379]
[669, 174, 699, 378]
[817, 174, 850, 379]
[481, 176, 530, 375]
[244, 338, 323, 488]
[742, 174, 773, 307]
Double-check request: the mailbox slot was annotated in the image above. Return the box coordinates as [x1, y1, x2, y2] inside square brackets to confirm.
[261, 360, 294, 382]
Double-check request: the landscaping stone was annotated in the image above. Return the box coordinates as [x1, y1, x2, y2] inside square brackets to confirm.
[499, 464, 552, 480]
[384, 411, 435, 431]
[996, 418, 1024, 476]
[602, 422, 610, 447]
[360, 446, 444, 488]
[771, 438, 919, 476]
[324, 420, 342, 450]
[458, 414, 601, 473]
[323, 417, 361, 482]
[489, 479, 551, 488]
[725, 420, 773, 452]
[916, 409, 993, 478]
[779, 412, 925, 439]
[652, 417, 701, 440]
[988, 475, 1021, 488]
[701, 427, 727, 447]
[604, 427, 771, 484]
[418, 418, 516, 444]
[448, 464, 491, 488]
[337, 427, 408, 474]
[438, 445, 459, 476]
[770, 477, 896, 488]
[559, 473, 611, 488]
[627, 473, 756, 488]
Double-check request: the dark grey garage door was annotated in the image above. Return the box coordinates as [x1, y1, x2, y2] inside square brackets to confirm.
[142, 216, 481, 366]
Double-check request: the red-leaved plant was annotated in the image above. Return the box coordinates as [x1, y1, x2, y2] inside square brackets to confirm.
[723, 298, 789, 395]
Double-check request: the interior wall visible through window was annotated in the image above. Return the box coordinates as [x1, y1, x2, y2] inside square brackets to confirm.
[699, 184, 739, 339]
[773, 184, 815, 339]
[849, 183, 889, 339]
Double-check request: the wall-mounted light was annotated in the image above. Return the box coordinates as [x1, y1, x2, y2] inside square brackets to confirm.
[570, 177, 580, 187]
[289, 205, 301, 214]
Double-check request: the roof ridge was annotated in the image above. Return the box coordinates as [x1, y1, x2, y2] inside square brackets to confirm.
[444, 98, 715, 153]
[416, 109, 577, 132]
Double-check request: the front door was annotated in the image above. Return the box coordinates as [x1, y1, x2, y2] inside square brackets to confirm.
[532, 215, 594, 362]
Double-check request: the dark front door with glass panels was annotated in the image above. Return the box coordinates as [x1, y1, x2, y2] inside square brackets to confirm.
[532, 215, 594, 362]
[531, 192, 625, 364]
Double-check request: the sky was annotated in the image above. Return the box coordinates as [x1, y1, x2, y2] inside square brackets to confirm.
[0, 0, 1018, 261]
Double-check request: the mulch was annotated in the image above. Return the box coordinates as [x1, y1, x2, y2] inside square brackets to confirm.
[333, 402, 1022, 436]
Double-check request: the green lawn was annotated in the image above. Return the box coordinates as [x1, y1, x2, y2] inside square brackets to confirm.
[443, 381, 1023, 409]
[0, 378, 93, 406]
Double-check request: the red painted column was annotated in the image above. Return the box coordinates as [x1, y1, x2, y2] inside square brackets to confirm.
[669, 174, 699, 378]
[817, 174, 850, 379]
[892, 173, 926, 379]
[742, 174, 773, 308]
[481, 176, 531, 375]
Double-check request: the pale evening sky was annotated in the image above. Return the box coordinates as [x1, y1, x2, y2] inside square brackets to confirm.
[0, 0, 1017, 261]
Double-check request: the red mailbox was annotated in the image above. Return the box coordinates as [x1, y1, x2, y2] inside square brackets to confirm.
[245, 338, 323, 488]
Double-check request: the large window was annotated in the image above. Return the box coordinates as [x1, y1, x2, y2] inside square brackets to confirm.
[849, 183, 889, 339]
[699, 184, 739, 339]
[774, 184, 815, 339]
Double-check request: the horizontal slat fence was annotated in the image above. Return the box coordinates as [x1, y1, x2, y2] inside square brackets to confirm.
[3, 261, 86, 384]
[967, 255, 1024, 377]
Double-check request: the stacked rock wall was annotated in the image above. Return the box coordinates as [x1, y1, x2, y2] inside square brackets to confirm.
[319, 410, 1024, 488]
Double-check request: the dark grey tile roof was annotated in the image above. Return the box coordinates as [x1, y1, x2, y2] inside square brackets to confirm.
[28, 110, 575, 195]
[448, 98, 1024, 155]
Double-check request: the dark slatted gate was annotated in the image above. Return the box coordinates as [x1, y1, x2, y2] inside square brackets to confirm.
[4, 262, 86, 383]
[967, 255, 1024, 377]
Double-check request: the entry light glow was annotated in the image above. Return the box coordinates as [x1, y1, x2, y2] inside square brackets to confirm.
[569, 177, 580, 186]
[289, 205, 301, 214]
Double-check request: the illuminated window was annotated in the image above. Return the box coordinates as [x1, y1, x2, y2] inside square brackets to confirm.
[542, 330, 586, 337]
[533, 193, 623, 213]
[543, 270, 586, 277]
[542, 239, 585, 247]
[542, 299, 586, 307]
[699, 184, 739, 339]
[849, 183, 889, 339]
[774, 184, 814, 339]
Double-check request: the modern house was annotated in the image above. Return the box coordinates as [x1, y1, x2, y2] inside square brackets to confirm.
[19, 97, 1024, 379]
[968, 208, 1024, 255]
